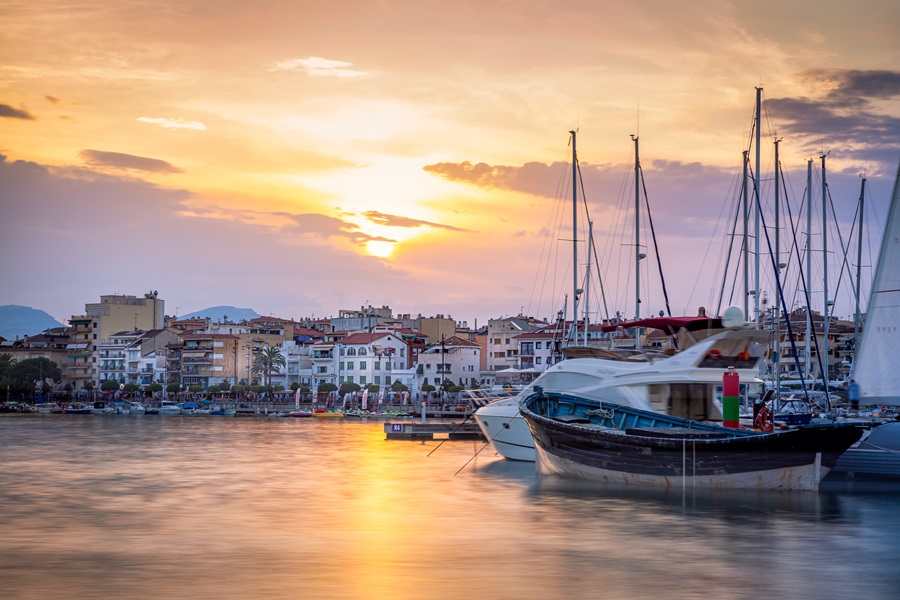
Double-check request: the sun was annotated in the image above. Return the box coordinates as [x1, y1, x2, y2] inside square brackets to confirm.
[365, 240, 396, 258]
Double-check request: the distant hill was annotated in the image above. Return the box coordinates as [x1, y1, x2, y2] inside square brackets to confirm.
[179, 306, 260, 323]
[0, 305, 65, 340]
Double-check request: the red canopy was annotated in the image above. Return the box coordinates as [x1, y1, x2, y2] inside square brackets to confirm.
[600, 316, 720, 334]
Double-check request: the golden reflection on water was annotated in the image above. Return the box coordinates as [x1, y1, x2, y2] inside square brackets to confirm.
[2, 415, 900, 600]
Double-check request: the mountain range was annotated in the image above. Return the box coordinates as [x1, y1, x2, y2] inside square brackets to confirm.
[0, 305, 65, 340]
[179, 306, 260, 322]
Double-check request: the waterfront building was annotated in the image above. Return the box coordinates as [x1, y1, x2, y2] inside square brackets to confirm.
[416, 315, 456, 345]
[485, 315, 547, 372]
[180, 333, 240, 388]
[416, 335, 481, 389]
[97, 329, 180, 387]
[65, 292, 166, 386]
[335, 331, 407, 389]
[66, 316, 94, 390]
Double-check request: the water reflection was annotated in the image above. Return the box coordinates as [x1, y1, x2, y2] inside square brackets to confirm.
[3, 415, 900, 600]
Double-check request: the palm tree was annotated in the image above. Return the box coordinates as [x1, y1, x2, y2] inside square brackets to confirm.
[253, 345, 286, 392]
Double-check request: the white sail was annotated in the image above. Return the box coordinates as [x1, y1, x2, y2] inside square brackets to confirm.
[853, 160, 900, 405]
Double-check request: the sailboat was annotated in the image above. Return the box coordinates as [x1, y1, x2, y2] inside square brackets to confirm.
[823, 159, 900, 485]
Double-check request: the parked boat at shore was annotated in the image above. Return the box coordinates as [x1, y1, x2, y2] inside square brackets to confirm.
[520, 387, 863, 490]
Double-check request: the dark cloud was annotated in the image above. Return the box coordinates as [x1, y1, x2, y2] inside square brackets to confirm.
[362, 210, 468, 231]
[766, 69, 900, 174]
[78, 149, 182, 173]
[0, 103, 35, 120]
[45, 96, 60, 105]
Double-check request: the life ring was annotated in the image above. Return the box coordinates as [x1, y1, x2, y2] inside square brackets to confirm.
[755, 405, 773, 432]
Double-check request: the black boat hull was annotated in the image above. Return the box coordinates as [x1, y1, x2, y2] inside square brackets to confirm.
[522, 391, 863, 490]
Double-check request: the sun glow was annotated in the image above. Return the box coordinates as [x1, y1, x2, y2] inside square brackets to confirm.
[365, 240, 396, 258]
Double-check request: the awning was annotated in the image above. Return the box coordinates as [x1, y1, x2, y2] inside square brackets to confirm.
[66, 343, 89, 350]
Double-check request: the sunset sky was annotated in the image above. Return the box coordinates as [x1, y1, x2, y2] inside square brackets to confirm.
[3, 0, 900, 328]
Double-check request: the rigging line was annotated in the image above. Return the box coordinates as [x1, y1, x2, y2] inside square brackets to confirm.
[779, 168, 824, 406]
[759, 197, 816, 409]
[576, 158, 611, 323]
[427, 412, 474, 457]
[826, 182, 859, 312]
[527, 143, 571, 318]
[590, 230, 611, 323]
[717, 167, 745, 316]
[695, 163, 741, 315]
[638, 163, 672, 317]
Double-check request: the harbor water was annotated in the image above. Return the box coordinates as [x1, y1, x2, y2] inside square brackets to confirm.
[2, 414, 899, 600]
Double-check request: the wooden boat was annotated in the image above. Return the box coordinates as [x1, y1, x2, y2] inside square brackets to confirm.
[520, 387, 863, 490]
[287, 410, 313, 418]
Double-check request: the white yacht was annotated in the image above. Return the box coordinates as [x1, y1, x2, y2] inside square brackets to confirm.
[474, 309, 768, 461]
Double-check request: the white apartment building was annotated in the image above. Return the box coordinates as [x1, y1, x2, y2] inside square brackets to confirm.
[416, 336, 481, 388]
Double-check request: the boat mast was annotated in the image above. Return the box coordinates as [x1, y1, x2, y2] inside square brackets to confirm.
[774, 138, 782, 396]
[822, 153, 830, 385]
[854, 176, 867, 347]
[632, 134, 642, 349]
[570, 130, 579, 344]
[743, 150, 750, 319]
[754, 86, 762, 328]
[805, 159, 812, 380]
[584, 220, 593, 345]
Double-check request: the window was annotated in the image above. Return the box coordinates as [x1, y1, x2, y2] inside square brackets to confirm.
[374, 361, 381, 370]
[536, 357, 542, 364]
[374, 376, 380, 385]
[360, 376, 367, 385]
[347, 348, 357, 356]
[340, 362, 344, 370]
[359, 362, 366, 370]
[347, 361, 354, 370]
[358, 348, 367, 356]
[93, 334, 97, 340]
[536, 342, 542, 349]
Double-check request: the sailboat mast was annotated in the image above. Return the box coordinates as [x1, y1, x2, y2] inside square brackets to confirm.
[570, 130, 579, 342]
[806, 159, 813, 380]
[774, 138, 782, 393]
[584, 220, 593, 345]
[854, 177, 867, 343]
[742, 150, 750, 319]
[631, 135, 643, 350]
[822, 154, 829, 384]
[754, 86, 762, 328]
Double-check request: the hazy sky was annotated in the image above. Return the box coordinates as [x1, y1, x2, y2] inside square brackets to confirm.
[2, 0, 899, 327]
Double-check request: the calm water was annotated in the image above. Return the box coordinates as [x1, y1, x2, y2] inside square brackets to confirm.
[2, 415, 899, 600]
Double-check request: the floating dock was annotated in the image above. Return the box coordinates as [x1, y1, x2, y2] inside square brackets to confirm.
[384, 421, 485, 441]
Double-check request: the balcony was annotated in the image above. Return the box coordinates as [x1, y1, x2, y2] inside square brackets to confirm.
[183, 357, 212, 364]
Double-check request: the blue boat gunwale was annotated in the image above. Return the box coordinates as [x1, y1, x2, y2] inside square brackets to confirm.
[519, 389, 765, 439]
